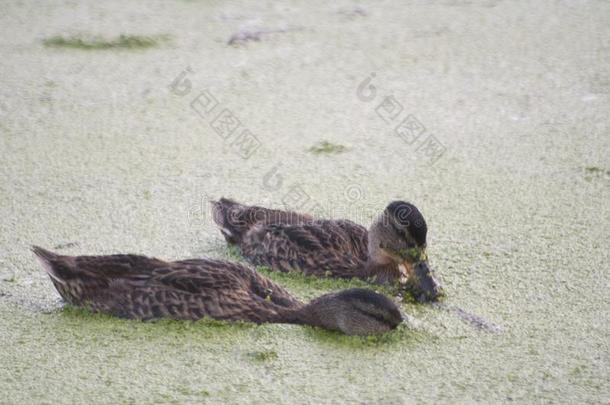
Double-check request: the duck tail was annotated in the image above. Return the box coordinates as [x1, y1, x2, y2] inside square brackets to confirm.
[31, 245, 68, 285]
[211, 198, 252, 244]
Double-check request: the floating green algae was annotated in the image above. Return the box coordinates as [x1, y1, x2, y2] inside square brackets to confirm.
[248, 350, 278, 361]
[43, 34, 169, 50]
[307, 141, 348, 155]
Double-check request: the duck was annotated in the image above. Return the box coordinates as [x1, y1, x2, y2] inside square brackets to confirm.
[31, 246, 403, 336]
[211, 198, 442, 301]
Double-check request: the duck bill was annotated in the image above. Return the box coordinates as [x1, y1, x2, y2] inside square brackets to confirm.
[403, 260, 442, 302]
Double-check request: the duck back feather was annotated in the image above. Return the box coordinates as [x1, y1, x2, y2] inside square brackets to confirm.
[211, 198, 312, 244]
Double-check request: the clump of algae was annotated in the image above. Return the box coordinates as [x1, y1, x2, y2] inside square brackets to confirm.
[248, 350, 278, 361]
[307, 141, 348, 155]
[43, 34, 170, 50]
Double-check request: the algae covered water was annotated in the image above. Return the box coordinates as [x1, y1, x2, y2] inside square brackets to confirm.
[0, 0, 608, 403]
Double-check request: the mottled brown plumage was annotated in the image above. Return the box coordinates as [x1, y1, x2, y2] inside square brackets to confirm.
[32, 246, 403, 335]
[212, 198, 442, 301]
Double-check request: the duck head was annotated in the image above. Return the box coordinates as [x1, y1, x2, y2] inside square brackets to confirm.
[367, 201, 442, 301]
[293, 288, 403, 335]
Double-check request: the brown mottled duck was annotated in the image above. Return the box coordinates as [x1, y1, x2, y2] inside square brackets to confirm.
[32, 246, 402, 336]
[212, 198, 442, 301]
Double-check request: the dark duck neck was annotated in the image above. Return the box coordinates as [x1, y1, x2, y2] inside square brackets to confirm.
[273, 288, 403, 336]
[356, 215, 405, 284]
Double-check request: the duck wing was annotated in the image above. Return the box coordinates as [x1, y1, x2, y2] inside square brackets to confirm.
[171, 258, 302, 308]
[211, 197, 312, 244]
[113, 259, 299, 322]
[240, 219, 369, 279]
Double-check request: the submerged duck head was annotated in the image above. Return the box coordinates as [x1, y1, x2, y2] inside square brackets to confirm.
[367, 201, 442, 301]
[293, 288, 403, 336]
